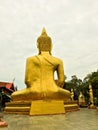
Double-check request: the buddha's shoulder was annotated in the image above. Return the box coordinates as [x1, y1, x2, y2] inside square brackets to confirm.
[52, 56, 63, 63]
[26, 55, 38, 61]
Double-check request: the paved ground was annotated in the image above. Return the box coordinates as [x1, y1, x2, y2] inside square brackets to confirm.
[0, 108, 98, 130]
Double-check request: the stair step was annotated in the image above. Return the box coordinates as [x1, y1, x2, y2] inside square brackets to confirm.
[4, 101, 31, 115]
[4, 111, 29, 115]
[5, 107, 30, 112]
[6, 101, 31, 107]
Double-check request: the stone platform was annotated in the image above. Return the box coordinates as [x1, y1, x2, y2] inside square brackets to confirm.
[4, 100, 79, 115]
[4, 100, 65, 115]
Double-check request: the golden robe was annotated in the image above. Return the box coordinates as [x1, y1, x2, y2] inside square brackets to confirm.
[12, 52, 70, 101]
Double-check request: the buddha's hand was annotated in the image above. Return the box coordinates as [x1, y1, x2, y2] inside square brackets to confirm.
[56, 80, 64, 88]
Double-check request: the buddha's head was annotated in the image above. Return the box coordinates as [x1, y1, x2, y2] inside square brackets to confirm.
[37, 28, 52, 54]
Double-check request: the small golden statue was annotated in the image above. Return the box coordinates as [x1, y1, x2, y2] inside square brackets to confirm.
[71, 88, 74, 101]
[78, 92, 86, 107]
[88, 84, 95, 109]
[11, 28, 71, 101]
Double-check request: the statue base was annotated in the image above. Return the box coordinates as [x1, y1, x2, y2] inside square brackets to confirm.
[64, 101, 80, 112]
[30, 100, 65, 115]
[88, 104, 96, 109]
[4, 100, 65, 115]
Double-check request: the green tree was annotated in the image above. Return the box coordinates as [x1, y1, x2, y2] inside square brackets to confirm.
[83, 70, 98, 105]
[64, 75, 82, 100]
[70, 75, 82, 100]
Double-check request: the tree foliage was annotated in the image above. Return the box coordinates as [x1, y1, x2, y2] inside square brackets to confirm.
[83, 70, 98, 99]
[64, 75, 82, 100]
[64, 70, 98, 105]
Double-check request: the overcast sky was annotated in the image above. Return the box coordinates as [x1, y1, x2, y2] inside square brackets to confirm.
[0, 0, 98, 89]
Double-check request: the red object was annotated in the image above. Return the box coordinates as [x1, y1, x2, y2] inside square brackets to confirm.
[0, 119, 8, 127]
[0, 81, 16, 95]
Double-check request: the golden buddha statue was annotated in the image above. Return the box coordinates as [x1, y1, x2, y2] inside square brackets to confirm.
[11, 28, 71, 101]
